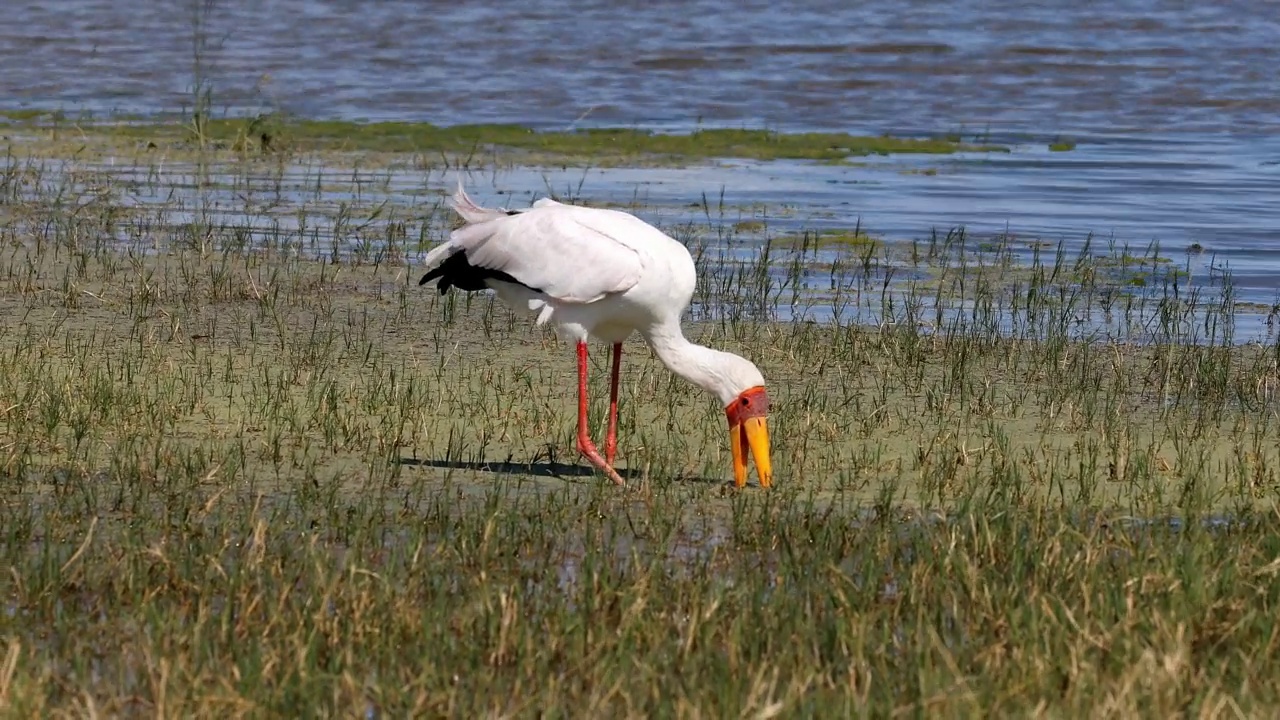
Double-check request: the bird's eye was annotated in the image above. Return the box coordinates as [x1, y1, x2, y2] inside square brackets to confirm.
[740, 397, 750, 406]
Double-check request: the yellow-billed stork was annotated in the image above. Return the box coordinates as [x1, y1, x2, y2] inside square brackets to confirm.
[418, 182, 772, 488]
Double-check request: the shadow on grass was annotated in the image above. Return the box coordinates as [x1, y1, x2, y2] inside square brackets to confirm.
[395, 457, 728, 485]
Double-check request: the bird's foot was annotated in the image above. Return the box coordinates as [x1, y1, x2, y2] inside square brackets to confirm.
[578, 436, 625, 486]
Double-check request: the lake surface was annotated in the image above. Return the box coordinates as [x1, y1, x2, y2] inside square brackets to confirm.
[5, 0, 1278, 135]
[3, 0, 1279, 319]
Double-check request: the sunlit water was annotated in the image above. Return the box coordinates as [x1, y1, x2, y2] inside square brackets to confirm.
[6, 1, 1277, 135]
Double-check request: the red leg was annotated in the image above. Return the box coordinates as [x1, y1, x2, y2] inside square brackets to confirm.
[576, 341, 625, 486]
[604, 342, 622, 465]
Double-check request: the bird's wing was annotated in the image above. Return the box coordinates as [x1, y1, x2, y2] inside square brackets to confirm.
[451, 206, 645, 304]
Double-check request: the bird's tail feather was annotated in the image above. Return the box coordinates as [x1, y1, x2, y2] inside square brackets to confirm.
[417, 239, 460, 286]
[417, 180, 495, 285]
[449, 179, 509, 225]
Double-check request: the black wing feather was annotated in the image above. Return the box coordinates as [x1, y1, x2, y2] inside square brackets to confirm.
[418, 249, 542, 295]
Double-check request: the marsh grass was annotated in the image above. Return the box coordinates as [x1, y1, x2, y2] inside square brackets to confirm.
[3, 138, 1280, 716]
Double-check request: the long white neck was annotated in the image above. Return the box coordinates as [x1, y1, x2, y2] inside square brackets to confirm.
[642, 318, 743, 406]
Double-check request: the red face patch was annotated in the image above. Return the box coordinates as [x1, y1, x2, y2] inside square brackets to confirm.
[725, 386, 770, 425]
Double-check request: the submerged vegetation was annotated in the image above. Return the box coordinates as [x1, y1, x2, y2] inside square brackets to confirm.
[3, 130, 1280, 716]
[0, 109, 1008, 165]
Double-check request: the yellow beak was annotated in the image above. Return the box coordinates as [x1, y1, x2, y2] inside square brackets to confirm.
[731, 415, 772, 488]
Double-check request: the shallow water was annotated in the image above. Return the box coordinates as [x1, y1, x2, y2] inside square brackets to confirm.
[4, 147, 1267, 343]
[2, 0, 1278, 327]
[9, 149, 1264, 342]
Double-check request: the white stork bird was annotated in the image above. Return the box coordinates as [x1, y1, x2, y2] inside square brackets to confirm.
[417, 182, 773, 488]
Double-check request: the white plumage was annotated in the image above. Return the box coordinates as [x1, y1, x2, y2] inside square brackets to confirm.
[448, 193, 644, 304]
[418, 182, 773, 488]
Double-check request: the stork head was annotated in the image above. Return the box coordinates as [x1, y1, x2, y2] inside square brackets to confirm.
[713, 355, 773, 489]
[726, 384, 772, 489]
